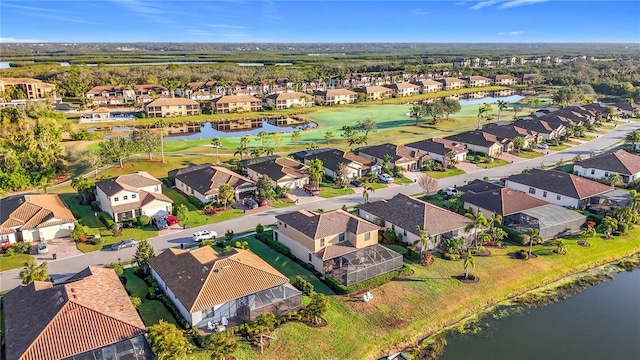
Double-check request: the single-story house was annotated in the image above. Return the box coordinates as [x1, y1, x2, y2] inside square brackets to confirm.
[95, 172, 173, 223]
[511, 119, 566, 140]
[505, 169, 613, 209]
[149, 247, 302, 328]
[0, 194, 75, 245]
[293, 148, 380, 180]
[405, 138, 468, 165]
[356, 143, 429, 171]
[3, 267, 151, 360]
[239, 156, 309, 189]
[573, 149, 640, 185]
[460, 187, 550, 219]
[444, 131, 505, 157]
[274, 209, 402, 286]
[481, 125, 540, 150]
[358, 193, 475, 249]
[612, 101, 640, 116]
[174, 166, 256, 204]
[456, 179, 502, 195]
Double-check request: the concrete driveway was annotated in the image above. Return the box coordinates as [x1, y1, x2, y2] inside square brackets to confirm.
[287, 188, 323, 205]
[32, 238, 83, 262]
[456, 161, 484, 173]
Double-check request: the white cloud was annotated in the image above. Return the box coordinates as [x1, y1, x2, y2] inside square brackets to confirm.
[499, 0, 548, 8]
[0, 37, 46, 43]
[412, 8, 430, 16]
[498, 31, 524, 35]
[109, 0, 172, 25]
[470, 0, 501, 10]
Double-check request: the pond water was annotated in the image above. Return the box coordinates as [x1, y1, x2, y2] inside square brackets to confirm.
[438, 269, 640, 360]
[458, 94, 524, 105]
[165, 120, 315, 140]
[0, 61, 10, 69]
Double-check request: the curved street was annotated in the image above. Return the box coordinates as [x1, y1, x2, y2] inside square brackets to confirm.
[1, 121, 638, 291]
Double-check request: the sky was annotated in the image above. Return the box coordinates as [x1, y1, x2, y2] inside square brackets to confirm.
[1, 0, 639, 43]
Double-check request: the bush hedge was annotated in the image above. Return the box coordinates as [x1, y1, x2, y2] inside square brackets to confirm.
[187, 195, 204, 209]
[324, 265, 412, 295]
[500, 225, 529, 245]
[265, 238, 290, 256]
[99, 212, 115, 228]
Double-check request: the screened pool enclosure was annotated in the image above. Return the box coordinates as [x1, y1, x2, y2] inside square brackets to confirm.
[324, 244, 403, 287]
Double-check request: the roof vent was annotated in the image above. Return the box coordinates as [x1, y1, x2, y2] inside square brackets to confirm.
[222, 265, 231, 270]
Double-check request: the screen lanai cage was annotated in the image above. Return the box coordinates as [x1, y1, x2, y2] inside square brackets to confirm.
[503, 204, 587, 240]
[324, 244, 403, 287]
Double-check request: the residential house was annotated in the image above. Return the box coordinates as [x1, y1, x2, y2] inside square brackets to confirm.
[456, 179, 503, 195]
[481, 124, 540, 150]
[174, 165, 256, 204]
[0, 194, 75, 245]
[95, 171, 173, 222]
[460, 187, 550, 219]
[505, 169, 613, 209]
[354, 85, 394, 101]
[88, 107, 112, 119]
[0, 77, 56, 100]
[293, 148, 379, 180]
[490, 75, 520, 86]
[3, 267, 150, 360]
[313, 89, 358, 106]
[149, 247, 301, 328]
[502, 204, 587, 240]
[264, 92, 313, 110]
[520, 74, 546, 85]
[411, 79, 443, 93]
[512, 119, 566, 140]
[210, 95, 262, 114]
[613, 101, 640, 117]
[356, 143, 428, 171]
[168, 163, 212, 184]
[239, 156, 309, 189]
[386, 82, 421, 97]
[274, 209, 402, 286]
[573, 149, 640, 185]
[444, 131, 506, 157]
[145, 97, 201, 118]
[438, 77, 466, 90]
[453, 59, 471, 67]
[358, 193, 474, 249]
[405, 138, 468, 164]
[464, 76, 492, 87]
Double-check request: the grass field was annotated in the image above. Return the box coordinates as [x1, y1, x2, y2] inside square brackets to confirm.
[318, 183, 355, 198]
[0, 254, 32, 272]
[514, 150, 543, 159]
[550, 144, 572, 151]
[123, 269, 179, 326]
[426, 168, 466, 179]
[161, 185, 244, 228]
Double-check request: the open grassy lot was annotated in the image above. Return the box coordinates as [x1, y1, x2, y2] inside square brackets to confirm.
[318, 183, 355, 198]
[426, 168, 466, 179]
[475, 158, 510, 169]
[0, 254, 33, 272]
[244, 228, 640, 359]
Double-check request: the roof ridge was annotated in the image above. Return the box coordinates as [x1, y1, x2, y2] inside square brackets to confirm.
[19, 300, 71, 359]
[68, 298, 147, 331]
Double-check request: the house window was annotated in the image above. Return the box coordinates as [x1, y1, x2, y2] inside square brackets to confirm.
[114, 197, 119, 202]
[201, 307, 214, 320]
[391, 224, 395, 231]
[403, 230, 407, 237]
[274, 232, 278, 241]
[604, 172, 609, 177]
[154, 186, 159, 192]
[308, 253, 312, 262]
[123, 195, 128, 200]
[557, 195, 562, 201]
[320, 238, 325, 247]
[528, 187, 536, 194]
[590, 169, 595, 175]
[543, 191, 547, 198]
[284, 224, 287, 228]
[338, 233, 345, 242]
[365, 232, 371, 241]
[132, 194, 137, 199]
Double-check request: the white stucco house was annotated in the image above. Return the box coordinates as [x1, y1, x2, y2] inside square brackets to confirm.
[174, 165, 256, 204]
[0, 194, 76, 245]
[95, 171, 173, 223]
[573, 149, 640, 185]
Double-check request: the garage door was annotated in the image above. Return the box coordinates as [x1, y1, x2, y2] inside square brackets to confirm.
[143, 205, 170, 217]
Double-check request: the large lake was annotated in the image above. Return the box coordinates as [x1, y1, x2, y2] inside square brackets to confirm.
[438, 269, 640, 360]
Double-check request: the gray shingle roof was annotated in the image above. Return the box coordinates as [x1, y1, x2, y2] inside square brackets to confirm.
[276, 209, 379, 240]
[460, 188, 549, 216]
[575, 150, 640, 176]
[506, 169, 612, 199]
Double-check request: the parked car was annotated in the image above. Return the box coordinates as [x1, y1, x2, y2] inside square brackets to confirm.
[445, 187, 459, 196]
[537, 143, 549, 149]
[164, 214, 178, 226]
[303, 184, 320, 196]
[111, 238, 138, 251]
[378, 173, 394, 183]
[350, 179, 364, 187]
[37, 242, 49, 254]
[152, 216, 168, 230]
[256, 197, 268, 207]
[244, 198, 259, 209]
[193, 230, 217, 242]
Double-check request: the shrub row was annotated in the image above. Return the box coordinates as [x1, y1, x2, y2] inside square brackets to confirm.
[499, 225, 530, 245]
[324, 265, 412, 295]
[257, 234, 291, 256]
[99, 212, 115, 229]
[188, 195, 204, 209]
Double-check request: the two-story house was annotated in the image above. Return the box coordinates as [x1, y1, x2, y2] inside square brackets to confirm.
[573, 150, 640, 185]
[95, 172, 173, 222]
[386, 82, 421, 97]
[264, 92, 313, 110]
[210, 95, 263, 113]
[411, 79, 443, 93]
[145, 98, 201, 118]
[354, 85, 394, 101]
[490, 75, 520, 86]
[505, 169, 613, 209]
[464, 76, 492, 87]
[313, 89, 358, 106]
[0, 77, 56, 100]
[274, 209, 402, 286]
[438, 77, 466, 90]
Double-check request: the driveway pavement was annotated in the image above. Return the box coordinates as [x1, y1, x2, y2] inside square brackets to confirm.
[287, 188, 323, 205]
[31, 238, 83, 262]
[456, 161, 484, 173]
[2, 121, 639, 292]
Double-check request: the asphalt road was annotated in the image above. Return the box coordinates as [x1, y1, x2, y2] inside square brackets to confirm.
[1, 121, 638, 291]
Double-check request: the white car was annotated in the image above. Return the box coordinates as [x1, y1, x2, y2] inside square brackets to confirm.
[193, 230, 217, 242]
[445, 187, 459, 196]
[378, 173, 394, 183]
[37, 242, 49, 254]
[537, 143, 549, 149]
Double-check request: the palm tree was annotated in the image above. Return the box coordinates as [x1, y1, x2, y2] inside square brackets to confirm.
[155, 119, 166, 163]
[362, 184, 375, 203]
[71, 176, 93, 204]
[211, 137, 222, 163]
[463, 251, 475, 280]
[601, 216, 618, 238]
[512, 136, 525, 153]
[512, 106, 519, 120]
[413, 225, 430, 255]
[555, 239, 567, 254]
[497, 100, 508, 122]
[527, 228, 543, 256]
[624, 130, 640, 149]
[477, 104, 490, 130]
[465, 212, 488, 248]
[608, 172, 623, 187]
[20, 259, 49, 284]
[627, 189, 640, 212]
[234, 135, 251, 160]
[217, 184, 235, 210]
[307, 159, 324, 188]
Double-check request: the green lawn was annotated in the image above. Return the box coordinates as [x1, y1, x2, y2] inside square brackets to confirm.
[550, 144, 572, 151]
[269, 198, 295, 208]
[580, 135, 597, 141]
[567, 140, 582, 145]
[243, 233, 334, 295]
[482, 158, 510, 169]
[162, 185, 244, 228]
[514, 150, 543, 159]
[393, 177, 414, 185]
[426, 168, 466, 179]
[123, 269, 179, 326]
[318, 183, 355, 198]
[0, 254, 32, 272]
[366, 182, 387, 190]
